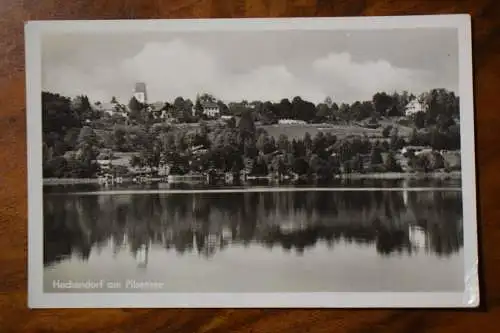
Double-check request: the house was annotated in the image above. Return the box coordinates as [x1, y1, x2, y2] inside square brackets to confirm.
[243, 157, 255, 174]
[148, 102, 176, 120]
[201, 101, 220, 118]
[149, 102, 181, 121]
[400, 146, 433, 156]
[95, 102, 128, 118]
[278, 119, 307, 125]
[193, 101, 220, 118]
[405, 99, 426, 116]
[191, 145, 208, 156]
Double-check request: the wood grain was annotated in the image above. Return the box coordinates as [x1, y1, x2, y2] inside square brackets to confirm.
[0, 0, 498, 332]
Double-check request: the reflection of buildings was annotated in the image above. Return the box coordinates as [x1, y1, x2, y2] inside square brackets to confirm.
[408, 225, 429, 250]
[136, 243, 149, 268]
[43, 187, 464, 266]
[405, 99, 426, 115]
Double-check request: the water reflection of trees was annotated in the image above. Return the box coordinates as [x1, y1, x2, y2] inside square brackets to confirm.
[43, 189, 464, 266]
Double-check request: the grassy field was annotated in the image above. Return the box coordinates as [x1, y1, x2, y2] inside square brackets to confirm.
[259, 121, 413, 141]
[110, 152, 138, 167]
[93, 119, 414, 143]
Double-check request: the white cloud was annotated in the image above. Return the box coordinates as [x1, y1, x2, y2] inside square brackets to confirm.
[120, 40, 219, 100]
[311, 52, 433, 102]
[43, 40, 439, 105]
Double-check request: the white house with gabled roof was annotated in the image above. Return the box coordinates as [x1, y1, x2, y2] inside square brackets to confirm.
[405, 99, 426, 116]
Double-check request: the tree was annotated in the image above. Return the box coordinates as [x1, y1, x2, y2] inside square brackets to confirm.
[351, 101, 373, 121]
[315, 103, 330, 123]
[111, 96, 118, 104]
[179, 99, 194, 122]
[128, 96, 142, 112]
[312, 132, 328, 158]
[429, 128, 447, 150]
[331, 102, 339, 115]
[63, 127, 81, 151]
[338, 103, 351, 122]
[260, 101, 278, 124]
[429, 151, 445, 170]
[292, 139, 306, 158]
[292, 157, 309, 175]
[74, 126, 100, 177]
[414, 111, 426, 129]
[351, 154, 364, 173]
[173, 96, 185, 109]
[385, 151, 402, 172]
[128, 96, 145, 122]
[43, 156, 68, 178]
[270, 155, 286, 176]
[411, 154, 431, 172]
[238, 110, 256, 142]
[303, 132, 312, 154]
[387, 105, 402, 117]
[326, 155, 341, 175]
[422, 89, 459, 124]
[309, 154, 325, 175]
[77, 126, 98, 149]
[324, 96, 333, 108]
[199, 93, 216, 103]
[446, 124, 461, 150]
[437, 113, 456, 131]
[370, 145, 384, 166]
[194, 96, 204, 118]
[408, 128, 420, 146]
[229, 152, 245, 173]
[71, 95, 96, 120]
[217, 101, 230, 115]
[389, 128, 406, 151]
[111, 126, 127, 151]
[277, 134, 291, 152]
[324, 132, 337, 147]
[382, 125, 393, 138]
[291, 97, 316, 123]
[252, 156, 268, 175]
[372, 92, 393, 117]
[277, 98, 293, 119]
[174, 132, 188, 152]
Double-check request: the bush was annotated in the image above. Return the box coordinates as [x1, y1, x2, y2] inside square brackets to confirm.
[365, 164, 387, 173]
[382, 125, 393, 138]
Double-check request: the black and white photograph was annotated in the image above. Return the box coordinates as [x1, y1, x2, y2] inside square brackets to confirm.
[26, 16, 479, 308]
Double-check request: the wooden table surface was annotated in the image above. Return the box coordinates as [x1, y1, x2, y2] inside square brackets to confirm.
[0, 0, 499, 332]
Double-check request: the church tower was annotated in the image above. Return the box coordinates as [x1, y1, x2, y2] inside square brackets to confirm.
[133, 82, 147, 104]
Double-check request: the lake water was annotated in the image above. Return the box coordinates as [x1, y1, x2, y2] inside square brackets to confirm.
[43, 179, 464, 293]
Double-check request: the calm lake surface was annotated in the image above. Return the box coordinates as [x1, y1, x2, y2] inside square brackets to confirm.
[43, 178, 464, 293]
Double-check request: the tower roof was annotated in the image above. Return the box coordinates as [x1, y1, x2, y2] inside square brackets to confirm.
[134, 82, 147, 93]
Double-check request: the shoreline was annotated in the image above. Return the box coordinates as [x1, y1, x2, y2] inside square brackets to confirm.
[336, 171, 461, 180]
[43, 171, 461, 185]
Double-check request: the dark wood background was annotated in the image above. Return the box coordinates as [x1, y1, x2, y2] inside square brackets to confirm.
[0, 0, 498, 332]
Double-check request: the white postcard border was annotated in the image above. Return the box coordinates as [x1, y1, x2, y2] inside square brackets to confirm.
[26, 14, 479, 308]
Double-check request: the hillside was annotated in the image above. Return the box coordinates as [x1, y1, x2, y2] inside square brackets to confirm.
[259, 119, 413, 141]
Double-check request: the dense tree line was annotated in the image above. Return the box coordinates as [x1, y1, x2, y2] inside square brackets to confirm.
[110, 110, 456, 179]
[42, 92, 101, 177]
[41, 88, 461, 179]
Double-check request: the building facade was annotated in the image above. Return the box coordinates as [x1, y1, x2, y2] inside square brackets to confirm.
[134, 82, 148, 104]
[405, 99, 426, 116]
[202, 101, 220, 117]
[192, 101, 220, 118]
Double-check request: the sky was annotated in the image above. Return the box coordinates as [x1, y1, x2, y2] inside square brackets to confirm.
[41, 28, 459, 105]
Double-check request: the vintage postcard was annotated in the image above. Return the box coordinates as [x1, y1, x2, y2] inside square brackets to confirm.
[26, 15, 479, 308]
